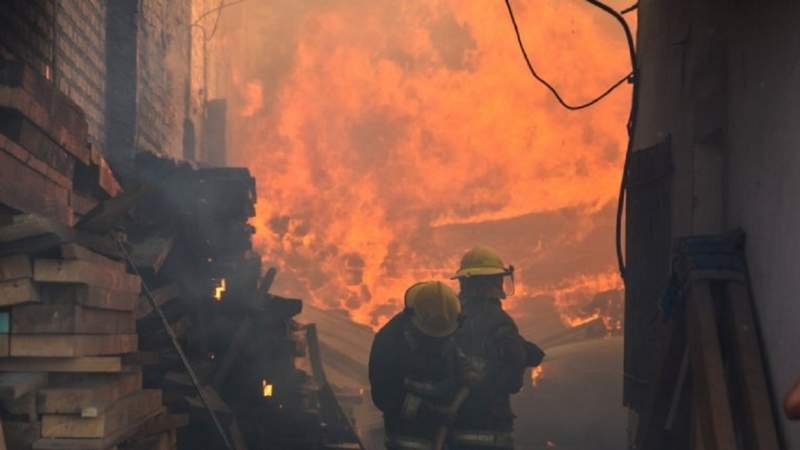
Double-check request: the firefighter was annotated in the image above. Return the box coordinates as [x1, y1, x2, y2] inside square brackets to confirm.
[369, 281, 464, 450]
[450, 246, 545, 450]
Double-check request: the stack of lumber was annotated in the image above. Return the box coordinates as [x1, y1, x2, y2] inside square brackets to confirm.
[0, 215, 185, 450]
[0, 59, 121, 226]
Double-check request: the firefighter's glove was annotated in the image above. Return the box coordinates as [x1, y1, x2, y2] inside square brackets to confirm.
[459, 356, 487, 387]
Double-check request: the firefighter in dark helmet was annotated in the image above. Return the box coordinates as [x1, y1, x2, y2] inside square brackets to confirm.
[450, 246, 544, 450]
[369, 281, 464, 450]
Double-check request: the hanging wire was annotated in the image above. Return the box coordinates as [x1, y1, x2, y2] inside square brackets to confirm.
[503, 0, 633, 110]
[503, 0, 639, 278]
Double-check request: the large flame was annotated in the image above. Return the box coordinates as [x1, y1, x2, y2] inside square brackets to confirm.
[212, 0, 636, 329]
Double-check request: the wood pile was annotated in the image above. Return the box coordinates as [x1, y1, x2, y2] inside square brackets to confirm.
[115, 154, 361, 450]
[0, 215, 185, 450]
[0, 58, 362, 450]
[0, 59, 121, 226]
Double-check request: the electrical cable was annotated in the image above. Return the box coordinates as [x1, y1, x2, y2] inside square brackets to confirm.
[503, 0, 639, 278]
[503, 0, 632, 110]
[621, 3, 639, 15]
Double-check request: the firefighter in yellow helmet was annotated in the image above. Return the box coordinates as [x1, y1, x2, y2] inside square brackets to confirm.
[450, 246, 544, 450]
[369, 281, 464, 450]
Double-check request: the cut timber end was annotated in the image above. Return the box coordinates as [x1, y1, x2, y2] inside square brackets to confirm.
[0, 357, 123, 373]
[0, 372, 48, 402]
[41, 389, 162, 438]
[39, 285, 139, 312]
[0, 254, 32, 281]
[9, 334, 138, 357]
[0, 278, 39, 307]
[59, 244, 126, 273]
[38, 371, 143, 415]
[33, 259, 141, 293]
[11, 304, 135, 334]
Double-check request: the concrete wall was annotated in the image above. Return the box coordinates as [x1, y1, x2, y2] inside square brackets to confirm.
[726, 3, 800, 447]
[632, 0, 800, 447]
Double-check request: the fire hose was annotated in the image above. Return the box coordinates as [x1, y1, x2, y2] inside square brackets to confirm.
[116, 238, 234, 450]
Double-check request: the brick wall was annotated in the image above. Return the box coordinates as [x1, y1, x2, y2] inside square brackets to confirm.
[106, 0, 192, 160]
[54, 0, 106, 151]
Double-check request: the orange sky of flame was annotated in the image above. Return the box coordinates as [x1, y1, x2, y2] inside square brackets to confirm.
[213, 0, 637, 330]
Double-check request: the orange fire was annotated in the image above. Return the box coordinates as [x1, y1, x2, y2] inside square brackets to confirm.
[215, 1, 636, 328]
[213, 278, 226, 302]
[531, 365, 544, 388]
[262, 379, 274, 397]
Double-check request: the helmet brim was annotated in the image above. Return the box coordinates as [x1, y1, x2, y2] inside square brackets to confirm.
[451, 267, 509, 279]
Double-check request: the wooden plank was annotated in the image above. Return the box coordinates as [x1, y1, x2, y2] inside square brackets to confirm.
[212, 318, 253, 387]
[40, 284, 139, 312]
[0, 214, 121, 260]
[0, 108, 76, 177]
[0, 278, 39, 307]
[128, 237, 173, 274]
[2, 391, 37, 421]
[0, 417, 6, 450]
[41, 389, 161, 438]
[133, 413, 188, 437]
[0, 335, 8, 357]
[10, 334, 137, 357]
[0, 135, 72, 190]
[0, 150, 71, 225]
[121, 431, 172, 450]
[0, 214, 72, 244]
[0, 357, 123, 373]
[34, 259, 140, 293]
[38, 371, 142, 415]
[12, 304, 135, 334]
[0, 85, 90, 164]
[686, 281, 737, 450]
[74, 189, 141, 235]
[0, 372, 48, 402]
[33, 407, 163, 450]
[4, 421, 40, 450]
[134, 284, 179, 320]
[60, 244, 126, 273]
[724, 283, 781, 450]
[0, 254, 32, 281]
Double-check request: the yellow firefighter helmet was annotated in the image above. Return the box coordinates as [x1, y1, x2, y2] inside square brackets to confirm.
[404, 281, 461, 337]
[453, 245, 513, 279]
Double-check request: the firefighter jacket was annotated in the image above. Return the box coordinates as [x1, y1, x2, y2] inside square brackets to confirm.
[454, 295, 544, 432]
[369, 310, 459, 445]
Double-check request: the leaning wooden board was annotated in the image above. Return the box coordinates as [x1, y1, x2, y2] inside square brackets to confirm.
[9, 334, 137, 357]
[12, 304, 135, 334]
[41, 389, 162, 438]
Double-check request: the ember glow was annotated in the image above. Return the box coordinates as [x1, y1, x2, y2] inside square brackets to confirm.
[213, 278, 226, 302]
[217, 0, 636, 329]
[531, 365, 544, 387]
[262, 379, 274, 398]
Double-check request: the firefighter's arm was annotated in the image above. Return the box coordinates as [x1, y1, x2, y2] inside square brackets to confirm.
[493, 325, 529, 394]
[368, 331, 406, 415]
